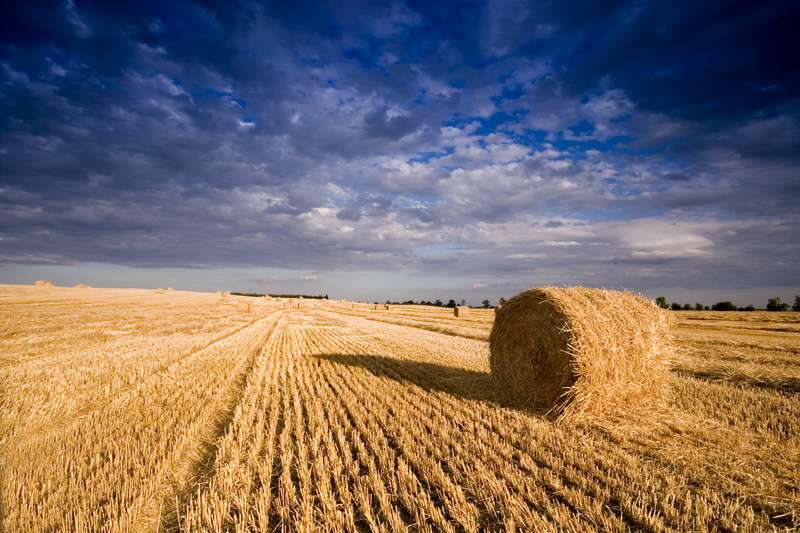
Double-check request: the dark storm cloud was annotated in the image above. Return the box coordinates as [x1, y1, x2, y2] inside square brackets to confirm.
[363, 106, 419, 139]
[482, 0, 800, 122]
[1, 0, 798, 292]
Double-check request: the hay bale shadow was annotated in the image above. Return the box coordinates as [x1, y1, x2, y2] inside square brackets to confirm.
[313, 353, 551, 416]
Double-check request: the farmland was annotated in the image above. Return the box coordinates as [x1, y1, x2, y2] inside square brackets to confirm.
[1, 285, 799, 531]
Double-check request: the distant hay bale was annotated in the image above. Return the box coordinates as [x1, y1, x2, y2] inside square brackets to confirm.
[34, 280, 55, 287]
[489, 287, 672, 421]
[454, 306, 470, 317]
[382, 304, 390, 310]
[663, 309, 678, 329]
[74, 283, 91, 288]
[236, 302, 253, 313]
[155, 288, 165, 294]
[166, 287, 174, 291]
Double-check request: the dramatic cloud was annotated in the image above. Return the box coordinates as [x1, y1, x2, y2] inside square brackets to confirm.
[1, 1, 798, 302]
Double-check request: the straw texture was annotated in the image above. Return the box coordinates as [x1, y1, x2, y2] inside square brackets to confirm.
[489, 287, 672, 421]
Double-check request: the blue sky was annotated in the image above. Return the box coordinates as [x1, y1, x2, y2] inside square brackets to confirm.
[1, 0, 798, 305]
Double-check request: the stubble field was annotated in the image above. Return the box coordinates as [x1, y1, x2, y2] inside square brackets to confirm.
[1, 285, 798, 531]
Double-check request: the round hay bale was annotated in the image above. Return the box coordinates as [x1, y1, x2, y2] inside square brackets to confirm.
[34, 280, 55, 287]
[454, 306, 470, 317]
[74, 283, 91, 288]
[662, 308, 678, 329]
[489, 287, 672, 421]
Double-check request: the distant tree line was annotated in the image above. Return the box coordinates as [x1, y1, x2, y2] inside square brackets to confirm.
[379, 294, 800, 312]
[234, 292, 800, 311]
[231, 292, 329, 299]
[656, 295, 800, 312]
[377, 298, 498, 308]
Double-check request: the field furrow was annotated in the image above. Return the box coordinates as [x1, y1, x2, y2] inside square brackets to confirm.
[2, 312, 277, 531]
[1, 310, 276, 450]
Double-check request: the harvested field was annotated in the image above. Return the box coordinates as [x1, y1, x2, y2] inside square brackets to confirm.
[1, 285, 799, 531]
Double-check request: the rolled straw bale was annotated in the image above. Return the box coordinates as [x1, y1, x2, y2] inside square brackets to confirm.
[74, 283, 91, 288]
[236, 301, 253, 313]
[34, 280, 55, 287]
[663, 308, 678, 329]
[454, 306, 470, 317]
[489, 287, 671, 420]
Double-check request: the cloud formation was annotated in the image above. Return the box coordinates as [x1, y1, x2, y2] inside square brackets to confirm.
[1, 1, 798, 298]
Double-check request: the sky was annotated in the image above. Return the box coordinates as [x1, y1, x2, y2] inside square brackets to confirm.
[1, 0, 799, 306]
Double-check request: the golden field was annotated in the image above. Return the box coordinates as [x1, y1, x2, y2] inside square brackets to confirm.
[1, 285, 798, 531]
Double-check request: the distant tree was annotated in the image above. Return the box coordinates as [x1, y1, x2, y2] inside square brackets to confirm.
[670, 302, 682, 311]
[498, 297, 507, 307]
[793, 295, 800, 312]
[324, 294, 329, 299]
[695, 303, 704, 310]
[743, 305, 755, 311]
[767, 297, 789, 311]
[711, 301, 737, 311]
[704, 305, 710, 310]
[682, 304, 691, 310]
[434, 299, 443, 306]
[482, 299, 491, 308]
[446, 299, 457, 308]
[656, 296, 668, 309]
